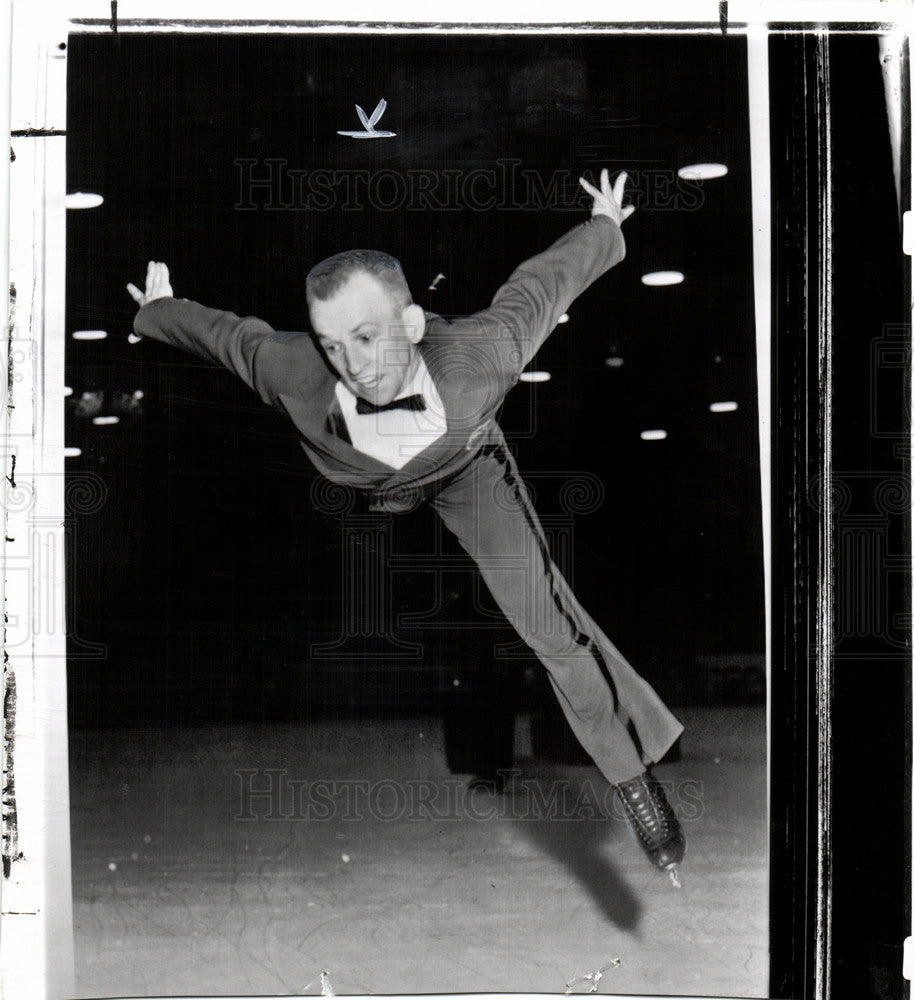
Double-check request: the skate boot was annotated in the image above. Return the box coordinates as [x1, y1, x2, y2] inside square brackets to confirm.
[614, 770, 686, 880]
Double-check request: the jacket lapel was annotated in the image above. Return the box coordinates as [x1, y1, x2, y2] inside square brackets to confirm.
[276, 390, 397, 475]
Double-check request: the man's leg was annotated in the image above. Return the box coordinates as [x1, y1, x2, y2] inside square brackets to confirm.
[431, 440, 681, 784]
[431, 438, 685, 871]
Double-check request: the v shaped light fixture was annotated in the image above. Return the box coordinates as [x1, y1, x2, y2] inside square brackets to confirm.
[337, 98, 396, 138]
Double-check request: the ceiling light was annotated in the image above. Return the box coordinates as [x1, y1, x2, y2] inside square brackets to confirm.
[65, 192, 104, 209]
[677, 163, 729, 181]
[641, 271, 684, 287]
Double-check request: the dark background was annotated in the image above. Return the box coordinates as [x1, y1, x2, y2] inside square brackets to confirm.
[65, 32, 763, 729]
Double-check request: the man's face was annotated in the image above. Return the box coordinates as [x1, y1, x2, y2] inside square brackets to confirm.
[310, 271, 423, 407]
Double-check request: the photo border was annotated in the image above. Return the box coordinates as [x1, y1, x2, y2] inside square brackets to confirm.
[2, 2, 911, 998]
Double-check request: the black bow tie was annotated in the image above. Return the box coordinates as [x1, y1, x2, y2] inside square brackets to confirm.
[355, 393, 427, 415]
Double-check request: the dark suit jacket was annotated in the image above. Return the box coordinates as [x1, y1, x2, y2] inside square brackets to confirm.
[134, 215, 625, 511]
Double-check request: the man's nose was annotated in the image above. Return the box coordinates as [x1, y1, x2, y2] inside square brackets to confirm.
[345, 345, 371, 377]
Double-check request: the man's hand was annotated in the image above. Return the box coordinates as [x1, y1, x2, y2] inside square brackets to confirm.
[579, 168, 635, 227]
[126, 261, 174, 307]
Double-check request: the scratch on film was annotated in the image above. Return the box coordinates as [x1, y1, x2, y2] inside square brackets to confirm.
[3, 667, 20, 878]
[564, 958, 621, 994]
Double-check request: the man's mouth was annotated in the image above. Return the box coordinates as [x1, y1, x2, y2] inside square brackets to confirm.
[355, 375, 381, 390]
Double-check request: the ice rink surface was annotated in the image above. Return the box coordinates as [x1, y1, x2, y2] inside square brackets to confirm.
[69, 705, 767, 997]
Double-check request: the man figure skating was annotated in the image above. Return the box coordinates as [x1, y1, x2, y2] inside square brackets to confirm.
[127, 168, 686, 873]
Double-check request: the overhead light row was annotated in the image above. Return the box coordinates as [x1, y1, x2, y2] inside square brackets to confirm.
[66, 160, 730, 455]
[639, 161, 727, 289]
[640, 400, 740, 443]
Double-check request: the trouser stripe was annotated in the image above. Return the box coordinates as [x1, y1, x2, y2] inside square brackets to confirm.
[481, 441, 624, 711]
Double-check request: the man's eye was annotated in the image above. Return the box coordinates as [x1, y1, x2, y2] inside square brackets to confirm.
[325, 343, 340, 353]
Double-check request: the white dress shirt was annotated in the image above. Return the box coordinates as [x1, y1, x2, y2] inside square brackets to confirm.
[335, 355, 447, 470]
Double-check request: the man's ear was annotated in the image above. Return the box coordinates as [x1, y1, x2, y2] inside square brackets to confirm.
[402, 303, 426, 344]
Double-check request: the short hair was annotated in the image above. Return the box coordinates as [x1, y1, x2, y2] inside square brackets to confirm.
[306, 249, 412, 311]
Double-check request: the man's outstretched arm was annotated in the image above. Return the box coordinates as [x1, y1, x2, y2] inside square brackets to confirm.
[127, 261, 298, 405]
[474, 168, 634, 371]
